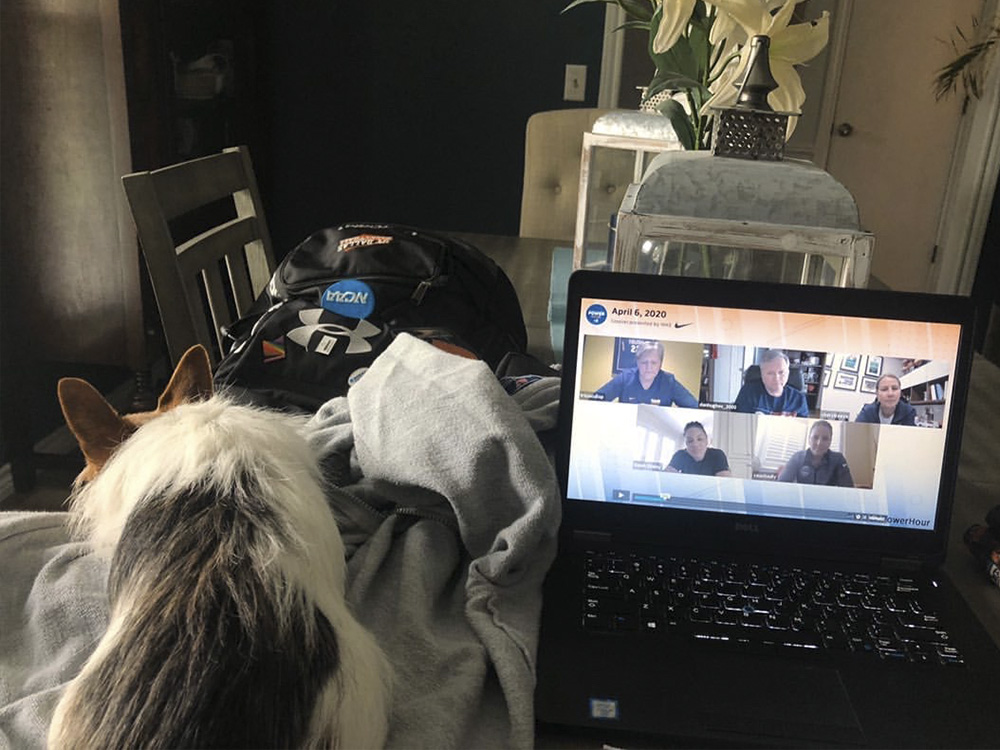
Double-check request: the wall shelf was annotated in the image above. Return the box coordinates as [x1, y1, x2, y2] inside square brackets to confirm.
[787, 349, 827, 412]
[899, 361, 949, 427]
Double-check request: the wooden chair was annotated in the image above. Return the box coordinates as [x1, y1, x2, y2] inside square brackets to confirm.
[121, 145, 276, 367]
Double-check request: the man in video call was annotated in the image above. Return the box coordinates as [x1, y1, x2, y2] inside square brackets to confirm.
[594, 340, 698, 407]
[734, 348, 809, 417]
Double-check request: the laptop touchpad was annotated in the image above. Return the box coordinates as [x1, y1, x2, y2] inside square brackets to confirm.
[666, 660, 865, 745]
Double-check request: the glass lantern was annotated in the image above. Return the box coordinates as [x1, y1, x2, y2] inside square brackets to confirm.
[611, 150, 875, 288]
[572, 111, 682, 269]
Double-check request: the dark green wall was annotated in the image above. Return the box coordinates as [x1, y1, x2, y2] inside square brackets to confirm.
[256, 0, 606, 255]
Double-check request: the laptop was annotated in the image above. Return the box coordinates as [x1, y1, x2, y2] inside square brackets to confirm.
[535, 270, 1000, 748]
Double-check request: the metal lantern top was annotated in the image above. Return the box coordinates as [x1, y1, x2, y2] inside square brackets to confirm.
[612, 150, 874, 287]
[627, 151, 862, 228]
[734, 34, 779, 110]
[712, 35, 797, 161]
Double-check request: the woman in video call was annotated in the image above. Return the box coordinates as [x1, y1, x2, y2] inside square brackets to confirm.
[854, 373, 917, 425]
[778, 420, 854, 487]
[594, 341, 698, 407]
[666, 421, 732, 477]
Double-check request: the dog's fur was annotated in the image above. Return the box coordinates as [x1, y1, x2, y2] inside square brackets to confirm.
[48, 345, 392, 749]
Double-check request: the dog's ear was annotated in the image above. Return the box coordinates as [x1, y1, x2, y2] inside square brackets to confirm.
[157, 345, 214, 412]
[58, 378, 133, 475]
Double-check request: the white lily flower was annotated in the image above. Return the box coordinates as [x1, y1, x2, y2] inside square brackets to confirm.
[652, 0, 697, 54]
[702, 0, 829, 136]
[708, 0, 745, 46]
[708, 0, 790, 46]
[709, 13, 741, 47]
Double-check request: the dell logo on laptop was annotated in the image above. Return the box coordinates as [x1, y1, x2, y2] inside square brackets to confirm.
[734, 522, 760, 534]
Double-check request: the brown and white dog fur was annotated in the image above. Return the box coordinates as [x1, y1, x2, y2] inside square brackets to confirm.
[48, 345, 392, 749]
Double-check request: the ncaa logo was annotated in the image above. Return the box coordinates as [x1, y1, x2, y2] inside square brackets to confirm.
[321, 280, 376, 319]
[585, 304, 608, 325]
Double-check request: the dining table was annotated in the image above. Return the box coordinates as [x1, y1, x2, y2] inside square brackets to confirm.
[456, 232, 566, 365]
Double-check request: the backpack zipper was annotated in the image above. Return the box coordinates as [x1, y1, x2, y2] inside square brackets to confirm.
[280, 272, 446, 304]
[410, 268, 441, 303]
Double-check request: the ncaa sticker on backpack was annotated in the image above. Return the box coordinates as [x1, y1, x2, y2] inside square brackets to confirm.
[213, 223, 529, 411]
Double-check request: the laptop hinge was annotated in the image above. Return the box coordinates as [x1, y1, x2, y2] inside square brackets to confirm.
[880, 556, 923, 574]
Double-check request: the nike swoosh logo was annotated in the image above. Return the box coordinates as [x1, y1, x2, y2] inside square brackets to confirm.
[673, 322, 694, 329]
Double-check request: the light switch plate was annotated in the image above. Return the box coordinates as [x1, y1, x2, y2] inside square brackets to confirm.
[564, 64, 587, 102]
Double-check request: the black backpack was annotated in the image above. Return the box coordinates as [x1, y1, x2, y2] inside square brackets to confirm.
[213, 223, 528, 410]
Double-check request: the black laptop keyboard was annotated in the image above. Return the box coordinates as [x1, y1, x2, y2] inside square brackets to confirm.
[582, 551, 964, 666]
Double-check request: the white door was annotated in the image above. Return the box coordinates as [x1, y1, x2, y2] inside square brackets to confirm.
[815, 0, 984, 291]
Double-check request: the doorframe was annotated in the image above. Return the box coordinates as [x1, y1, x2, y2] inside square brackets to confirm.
[807, 0, 853, 169]
[598, 6, 626, 108]
[930, 0, 1000, 295]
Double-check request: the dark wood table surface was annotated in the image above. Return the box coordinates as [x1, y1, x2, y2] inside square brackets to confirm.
[457, 232, 563, 365]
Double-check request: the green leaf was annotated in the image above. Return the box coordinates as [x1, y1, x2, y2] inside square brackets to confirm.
[657, 98, 697, 151]
[614, 19, 652, 32]
[618, 0, 654, 23]
[691, 0, 710, 24]
[686, 81, 712, 110]
[561, 0, 615, 15]
[650, 32, 701, 82]
[646, 73, 703, 98]
[687, 17, 711, 80]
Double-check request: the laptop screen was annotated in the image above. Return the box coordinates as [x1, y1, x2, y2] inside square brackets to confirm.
[563, 275, 969, 535]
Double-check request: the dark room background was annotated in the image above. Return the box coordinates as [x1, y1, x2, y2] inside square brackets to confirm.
[124, 0, 608, 257]
[259, 1, 606, 252]
[0, 0, 606, 483]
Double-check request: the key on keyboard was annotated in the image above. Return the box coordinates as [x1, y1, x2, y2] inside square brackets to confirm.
[581, 551, 963, 666]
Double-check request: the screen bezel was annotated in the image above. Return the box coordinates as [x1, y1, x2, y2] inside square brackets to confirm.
[556, 270, 976, 566]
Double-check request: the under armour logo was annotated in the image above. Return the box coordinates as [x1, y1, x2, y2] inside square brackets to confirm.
[286, 308, 381, 355]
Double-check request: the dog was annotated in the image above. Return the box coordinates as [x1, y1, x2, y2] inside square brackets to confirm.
[48, 345, 392, 749]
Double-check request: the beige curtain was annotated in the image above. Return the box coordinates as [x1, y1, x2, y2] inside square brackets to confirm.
[0, 0, 141, 367]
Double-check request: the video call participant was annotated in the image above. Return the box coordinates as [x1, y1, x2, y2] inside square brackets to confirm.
[854, 373, 917, 425]
[666, 421, 732, 477]
[777, 420, 854, 487]
[734, 349, 809, 417]
[594, 341, 698, 407]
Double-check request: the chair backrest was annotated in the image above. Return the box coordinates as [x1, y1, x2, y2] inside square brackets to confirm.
[744, 363, 805, 392]
[121, 146, 276, 367]
[519, 108, 633, 241]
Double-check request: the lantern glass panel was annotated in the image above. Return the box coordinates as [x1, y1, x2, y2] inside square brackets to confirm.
[631, 240, 848, 286]
[578, 146, 636, 265]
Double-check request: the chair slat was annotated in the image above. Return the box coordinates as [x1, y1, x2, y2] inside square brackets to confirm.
[225, 252, 257, 316]
[232, 147, 276, 294]
[199, 262, 236, 355]
[242, 238, 273, 308]
[121, 145, 277, 367]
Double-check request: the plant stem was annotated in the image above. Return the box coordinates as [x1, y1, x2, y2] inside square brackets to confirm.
[707, 52, 740, 85]
[685, 88, 703, 149]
